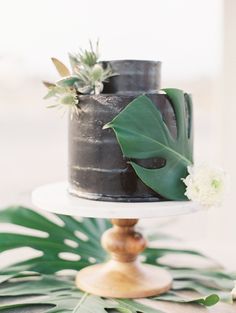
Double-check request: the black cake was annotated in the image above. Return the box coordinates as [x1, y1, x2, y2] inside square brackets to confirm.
[68, 60, 180, 201]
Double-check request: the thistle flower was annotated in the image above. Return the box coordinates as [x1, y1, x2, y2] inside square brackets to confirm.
[44, 85, 80, 117]
[76, 40, 99, 67]
[182, 164, 227, 208]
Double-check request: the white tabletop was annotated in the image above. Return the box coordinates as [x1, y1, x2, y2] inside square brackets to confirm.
[31, 182, 200, 219]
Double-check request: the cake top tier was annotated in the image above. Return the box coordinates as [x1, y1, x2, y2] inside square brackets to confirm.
[101, 60, 161, 94]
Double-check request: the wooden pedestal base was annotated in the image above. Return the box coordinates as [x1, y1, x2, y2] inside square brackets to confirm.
[76, 219, 172, 298]
[76, 260, 172, 298]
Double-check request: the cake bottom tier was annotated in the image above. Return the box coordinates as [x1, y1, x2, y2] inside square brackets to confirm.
[68, 167, 163, 202]
[68, 93, 177, 202]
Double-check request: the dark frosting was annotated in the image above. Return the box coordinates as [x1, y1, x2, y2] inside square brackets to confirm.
[68, 94, 178, 201]
[68, 60, 187, 202]
[102, 60, 161, 94]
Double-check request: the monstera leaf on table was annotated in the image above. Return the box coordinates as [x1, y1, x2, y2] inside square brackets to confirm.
[104, 89, 193, 200]
[0, 206, 204, 277]
[0, 206, 235, 312]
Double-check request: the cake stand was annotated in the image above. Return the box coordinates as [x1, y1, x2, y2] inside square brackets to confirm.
[32, 181, 199, 299]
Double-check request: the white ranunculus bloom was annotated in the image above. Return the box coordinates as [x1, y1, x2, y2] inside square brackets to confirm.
[182, 164, 227, 208]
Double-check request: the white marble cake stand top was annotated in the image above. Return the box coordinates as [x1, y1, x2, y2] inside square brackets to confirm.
[32, 181, 200, 219]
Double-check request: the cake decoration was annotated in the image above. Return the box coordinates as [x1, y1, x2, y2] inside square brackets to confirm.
[103, 89, 193, 201]
[43, 41, 116, 116]
[182, 164, 227, 207]
[104, 92, 226, 206]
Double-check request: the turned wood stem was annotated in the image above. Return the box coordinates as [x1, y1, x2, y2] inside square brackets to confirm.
[76, 218, 172, 298]
[101, 219, 147, 262]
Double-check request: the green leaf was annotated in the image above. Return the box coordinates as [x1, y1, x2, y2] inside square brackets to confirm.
[172, 280, 233, 303]
[51, 58, 70, 77]
[56, 76, 80, 87]
[104, 90, 193, 200]
[0, 206, 234, 311]
[197, 294, 220, 306]
[0, 274, 16, 284]
[0, 290, 109, 313]
[154, 291, 220, 306]
[0, 275, 165, 313]
[116, 299, 164, 313]
[0, 275, 74, 296]
[61, 293, 117, 313]
[0, 206, 109, 275]
[144, 247, 207, 265]
[170, 269, 235, 290]
[0, 206, 212, 276]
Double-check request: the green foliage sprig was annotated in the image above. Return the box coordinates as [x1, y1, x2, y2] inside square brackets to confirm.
[43, 41, 116, 115]
[73, 40, 100, 67]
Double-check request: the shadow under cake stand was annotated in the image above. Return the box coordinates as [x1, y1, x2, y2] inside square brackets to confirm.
[32, 181, 199, 299]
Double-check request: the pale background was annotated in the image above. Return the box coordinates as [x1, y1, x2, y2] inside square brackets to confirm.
[0, 0, 235, 269]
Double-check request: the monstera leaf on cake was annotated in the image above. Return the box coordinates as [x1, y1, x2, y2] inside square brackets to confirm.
[104, 89, 193, 200]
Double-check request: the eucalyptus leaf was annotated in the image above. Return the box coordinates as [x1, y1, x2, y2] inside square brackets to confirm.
[104, 89, 193, 200]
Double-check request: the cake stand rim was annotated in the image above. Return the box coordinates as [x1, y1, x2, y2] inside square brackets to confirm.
[31, 181, 201, 219]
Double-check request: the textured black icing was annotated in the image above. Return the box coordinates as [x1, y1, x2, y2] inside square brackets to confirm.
[68, 59, 181, 202]
[68, 93, 177, 201]
[101, 60, 161, 94]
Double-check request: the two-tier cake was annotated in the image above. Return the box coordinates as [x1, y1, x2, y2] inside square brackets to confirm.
[44, 44, 193, 203]
[68, 60, 192, 201]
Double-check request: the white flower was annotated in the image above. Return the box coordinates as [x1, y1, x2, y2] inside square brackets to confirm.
[182, 164, 227, 208]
